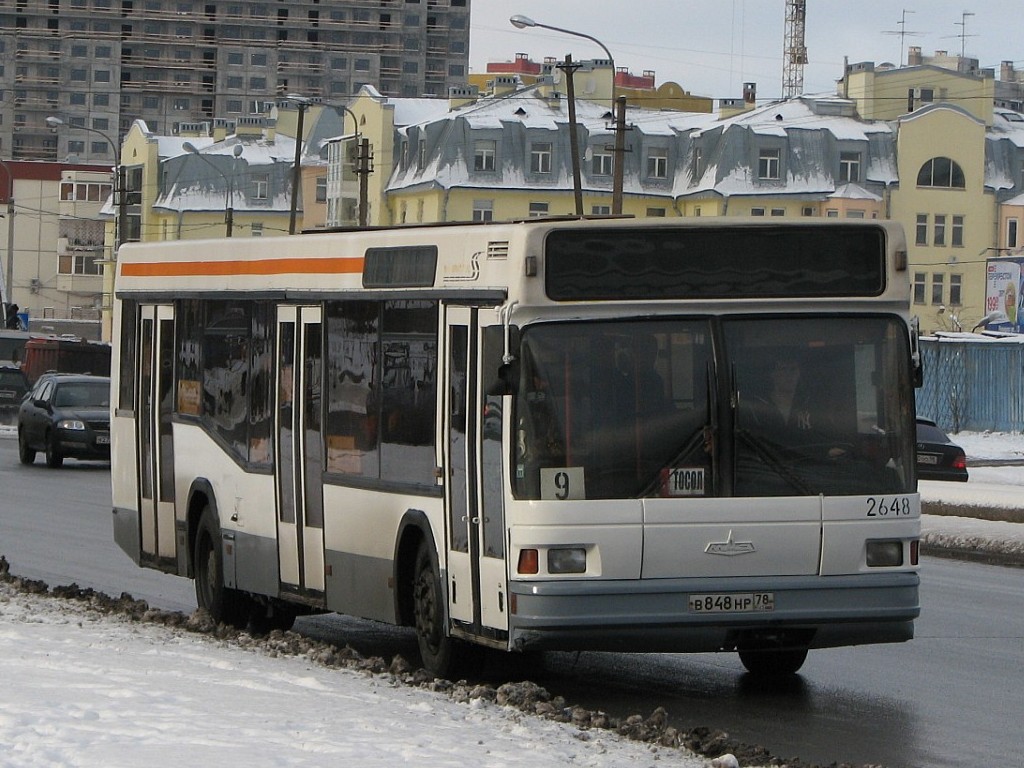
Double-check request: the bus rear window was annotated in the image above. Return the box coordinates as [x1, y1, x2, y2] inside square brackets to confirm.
[544, 225, 886, 300]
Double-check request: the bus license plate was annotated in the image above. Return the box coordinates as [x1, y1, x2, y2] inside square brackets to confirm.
[689, 592, 774, 613]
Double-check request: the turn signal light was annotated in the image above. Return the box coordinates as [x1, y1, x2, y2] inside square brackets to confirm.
[910, 539, 920, 566]
[517, 549, 539, 575]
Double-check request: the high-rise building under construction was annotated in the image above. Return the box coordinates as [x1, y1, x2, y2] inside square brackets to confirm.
[0, 0, 470, 161]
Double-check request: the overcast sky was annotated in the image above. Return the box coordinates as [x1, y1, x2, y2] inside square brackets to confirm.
[469, 1, 1022, 103]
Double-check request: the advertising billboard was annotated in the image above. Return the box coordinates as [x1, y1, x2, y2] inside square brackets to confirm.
[984, 258, 1024, 332]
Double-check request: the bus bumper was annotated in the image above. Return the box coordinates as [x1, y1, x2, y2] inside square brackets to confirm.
[507, 572, 919, 653]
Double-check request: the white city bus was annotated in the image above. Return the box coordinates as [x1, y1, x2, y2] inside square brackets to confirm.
[111, 218, 922, 677]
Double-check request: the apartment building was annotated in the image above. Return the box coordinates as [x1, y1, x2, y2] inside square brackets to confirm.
[0, 0, 470, 163]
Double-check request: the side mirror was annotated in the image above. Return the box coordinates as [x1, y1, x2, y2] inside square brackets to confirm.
[483, 324, 519, 396]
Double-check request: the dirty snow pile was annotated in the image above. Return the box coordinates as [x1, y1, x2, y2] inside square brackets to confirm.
[0, 578, 731, 768]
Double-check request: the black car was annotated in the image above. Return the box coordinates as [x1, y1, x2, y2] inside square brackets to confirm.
[0, 364, 29, 417]
[916, 417, 969, 482]
[17, 373, 111, 468]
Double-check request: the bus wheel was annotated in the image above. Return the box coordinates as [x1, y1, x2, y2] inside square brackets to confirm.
[45, 431, 63, 468]
[18, 432, 36, 464]
[412, 543, 482, 678]
[193, 507, 249, 629]
[738, 647, 808, 676]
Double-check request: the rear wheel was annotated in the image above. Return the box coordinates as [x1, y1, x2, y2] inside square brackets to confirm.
[44, 431, 63, 468]
[738, 647, 809, 676]
[193, 505, 251, 629]
[18, 431, 35, 465]
[248, 602, 298, 635]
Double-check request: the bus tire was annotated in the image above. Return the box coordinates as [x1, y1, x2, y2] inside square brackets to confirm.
[738, 647, 808, 677]
[45, 431, 64, 468]
[18, 431, 36, 464]
[193, 506, 250, 629]
[249, 602, 298, 635]
[412, 543, 481, 678]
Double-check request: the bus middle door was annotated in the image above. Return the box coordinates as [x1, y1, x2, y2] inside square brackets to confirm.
[275, 306, 326, 603]
[137, 304, 177, 571]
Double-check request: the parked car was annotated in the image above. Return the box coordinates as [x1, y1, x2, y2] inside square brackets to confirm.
[17, 373, 111, 468]
[915, 417, 969, 482]
[0, 363, 30, 415]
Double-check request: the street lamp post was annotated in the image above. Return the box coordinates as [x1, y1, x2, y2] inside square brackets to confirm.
[284, 94, 314, 235]
[510, 14, 623, 214]
[332, 104, 367, 227]
[46, 116, 127, 249]
[183, 142, 243, 237]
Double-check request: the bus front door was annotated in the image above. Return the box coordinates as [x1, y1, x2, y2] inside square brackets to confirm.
[137, 304, 177, 570]
[444, 307, 508, 641]
[275, 306, 326, 602]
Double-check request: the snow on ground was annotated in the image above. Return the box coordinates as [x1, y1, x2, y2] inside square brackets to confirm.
[0, 581, 713, 768]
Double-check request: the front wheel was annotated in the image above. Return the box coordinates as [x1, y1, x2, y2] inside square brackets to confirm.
[412, 543, 482, 679]
[45, 431, 63, 468]
[193, 506, 251, 628]
[738, 647, 808, 676]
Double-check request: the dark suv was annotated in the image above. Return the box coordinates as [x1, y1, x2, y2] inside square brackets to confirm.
[0, 364, 29, 419]
[17, 373, 111, 468]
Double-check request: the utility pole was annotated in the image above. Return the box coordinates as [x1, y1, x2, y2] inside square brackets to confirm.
[559, 54, 584, 216]
[356, 138, 373, 227]
[612, 96, 627, 215]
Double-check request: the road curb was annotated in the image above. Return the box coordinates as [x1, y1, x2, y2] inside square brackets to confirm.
[922, 501, 1024, 524]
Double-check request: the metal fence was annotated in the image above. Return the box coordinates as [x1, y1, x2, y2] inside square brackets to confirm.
[917, 337, 1024, 433]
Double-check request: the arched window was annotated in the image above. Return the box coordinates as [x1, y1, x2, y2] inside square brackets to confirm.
[917, 157, 965, 188]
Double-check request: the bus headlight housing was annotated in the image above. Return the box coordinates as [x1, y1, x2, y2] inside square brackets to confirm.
[866, 540, 904, 567]
[547, 547, 587, 574]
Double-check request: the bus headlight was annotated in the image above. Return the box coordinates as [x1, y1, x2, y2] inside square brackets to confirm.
[866, 540, 904, 567]
[547, 547, 587, 574]
[58, 419, 86, 431]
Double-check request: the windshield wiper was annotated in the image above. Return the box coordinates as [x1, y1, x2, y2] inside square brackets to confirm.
[734, 428, 814, 495]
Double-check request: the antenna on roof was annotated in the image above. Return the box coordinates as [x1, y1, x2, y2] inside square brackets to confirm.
[881, 9, 921, 67]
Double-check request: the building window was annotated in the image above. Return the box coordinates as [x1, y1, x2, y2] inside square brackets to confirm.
[315, 176, 327, 203]
[472, 199, 493, 222]
[530, 142, 552, 174]
[934, 214, 946, 246]
[771, 208, 785, 217]
[1008, 218, 1019, 249]
[802, 206, 815, 216]
[758, 148, 780, 180]
[252, 173, 269, 200]
[916, 214, 928, 246]
[751, 207, 765, 216]
[646, 148, 668, 179]
[826, 209, 839, 218]
[913, 272, 926, 305]
[950, 274, 963, 306]
[839, 151, 861, 183]
[417, 139, 426, 169]
[473, 140, 495, 172]
[528, 201, 549, 218]
[646, 207, 666, 217]
[952, 215, 964, 247]
[591, 152, 612, 176]
[251, 222, 263, 237]
[692, 147, 703, 180]
[846, 210, 865, 219]
[591, 205, 611, 215]
[931, 273, 944, 305]
[917, 157, 965, 189]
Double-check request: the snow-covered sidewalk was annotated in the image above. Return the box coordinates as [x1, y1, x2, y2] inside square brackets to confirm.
[0, 579, 719, 768]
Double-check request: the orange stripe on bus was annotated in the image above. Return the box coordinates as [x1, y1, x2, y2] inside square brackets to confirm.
[121, 257, 364, 277]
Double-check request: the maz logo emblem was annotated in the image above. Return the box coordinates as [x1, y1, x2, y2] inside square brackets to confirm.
[705, 530, 756, 556]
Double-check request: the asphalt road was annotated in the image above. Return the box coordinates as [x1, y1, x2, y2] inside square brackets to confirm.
[1, 439, 1021, 767]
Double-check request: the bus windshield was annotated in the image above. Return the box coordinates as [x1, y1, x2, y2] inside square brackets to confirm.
[512, 316, 914, 500]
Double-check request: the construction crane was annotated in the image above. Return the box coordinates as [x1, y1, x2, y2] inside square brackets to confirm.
[782, 0, 808, 99]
